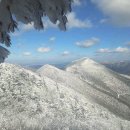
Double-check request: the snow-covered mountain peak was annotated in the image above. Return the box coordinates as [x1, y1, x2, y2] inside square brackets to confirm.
[72, 57, 96, 64]
[79, 58, 98, 66]
[37, 64, 63, 78]
[66, 58, 130, 94]
[66, 58, 106, 77]
[39, 64, 59, 71]
[69, 57, 100, 69]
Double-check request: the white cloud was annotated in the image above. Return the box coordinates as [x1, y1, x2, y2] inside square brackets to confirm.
[43, 12, 92, 29]
[23, 52, 31, 56]
[73, 0, 81, 6]
[37, 47, 51, 53]
[73, 0, 87, 6]
[67, 12, 93, 29]
[99, 18, 108, 24]
[91, 0, 130, 27]
[21, 23, 34, 31]
[97, 47, 130, 53]
[49, 37, 56, 42]
[43, 18, 57, 29]
[76, 37, 100, 48]
[62, 51, 70, 56]
[12, 20, 57, 37]
[115, 47, 129, 53]
[97, 48, 112, 53]
[12, 23, 34, 36]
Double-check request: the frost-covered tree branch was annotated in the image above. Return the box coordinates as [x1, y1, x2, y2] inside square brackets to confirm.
[0, 0, 72, 62]
[0, 45, 10, 63]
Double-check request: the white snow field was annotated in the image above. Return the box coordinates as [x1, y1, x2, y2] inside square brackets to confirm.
[0, 58, 130, 130]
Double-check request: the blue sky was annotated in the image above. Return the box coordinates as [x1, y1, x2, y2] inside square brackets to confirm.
[6, 0, 130, 65]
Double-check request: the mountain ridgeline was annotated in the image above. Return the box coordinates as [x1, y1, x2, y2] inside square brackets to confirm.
[0, 58, 130, 130]
[103, 61, 130, 76]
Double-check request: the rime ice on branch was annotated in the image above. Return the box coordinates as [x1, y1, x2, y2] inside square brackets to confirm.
[0, 46, 9, 63]
[0, 0, 72, 62]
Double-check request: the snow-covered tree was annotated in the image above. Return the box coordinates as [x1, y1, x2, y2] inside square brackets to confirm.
[0, 45, 10, 63]
[0, 0, 72, 62]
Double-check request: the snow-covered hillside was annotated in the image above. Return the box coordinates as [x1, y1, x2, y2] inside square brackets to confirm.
[66, 58, 130, 120]
[66, 58, 130, 97]
[0, 61, 130, 129]
[37, 58, 130, 121]
[37, 64, 93, 97]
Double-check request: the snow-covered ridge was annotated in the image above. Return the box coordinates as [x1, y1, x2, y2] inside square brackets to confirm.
[120, 74, 130, 79]
[70, 57, 97, 65]
[66, 58, 130, 95]
[37, 59, 130, 121]
[0, 60, 130, 130]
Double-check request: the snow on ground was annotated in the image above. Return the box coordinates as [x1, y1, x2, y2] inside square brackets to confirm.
[66, 58, 130, 120]
[0, 60, 130, 130]
[37, 58, 130, 121]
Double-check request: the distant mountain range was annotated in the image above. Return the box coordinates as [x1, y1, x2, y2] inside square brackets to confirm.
[24, 62, 69, 71]
[24, 60, 130, 76]
[102, 61, 130, 76]
[0, 58, 130, 130]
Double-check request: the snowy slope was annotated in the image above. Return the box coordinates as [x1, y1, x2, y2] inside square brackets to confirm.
[65, 58, 130, 120]
[37, 59, 130, 120]
[66, 58, 130, 96]
[37, 61, 130, 121]
[67, 58, 130, 87]
[37, 64, 93, 97]
[0, 63, 130, 130]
